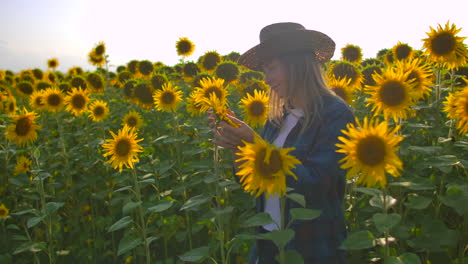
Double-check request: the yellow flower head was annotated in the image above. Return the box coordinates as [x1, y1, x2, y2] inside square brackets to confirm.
[64, 87, 90, 116]
[452, 87, 468, 135]
[153, 82, 183, 112]
[29, 90, 46, 110]
[0, 204, 9, 219]
[88, 100, 109, 122]
[391, 42, 414, 61]
[133, 82, 154, 109]
[42, 87, 65, 112]
[393, 58, 433, 101]
[326, 76, 355, 105]
[102, 125, 144, 172]
[239, 89, 269, 128]
[86, 72, 105, 93]
[365, 67, 418, 122]
[176, 37, 195, 57]
[327, 61, 363, 88]
[422, 21, 467, 69]
[193, 77, 228, 111]
[336, 117, 403, 188]
[47, 58, 59, 69]
[200, 51, 222, 72]
[235, 134, 301, 198]
[5, 108, 41, 147]
[122, 110, 143, 130]
[341, 44, 363, 65]
[14, 155, 32, 176]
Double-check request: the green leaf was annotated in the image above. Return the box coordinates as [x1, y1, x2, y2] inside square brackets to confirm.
[407, 146, 442, 155]
[147, 201, 174, 213]
[241, 212, 274, 228]
[107, 216, 133, 232]
[258, 229, 295, 249]
[275, 250, 304, 264]
[27, 216, 44, 228]
[389, 177, 434, 191]
[355, 187, 382, 196]
[44, 202, 64, 215]
[387, 252, 421, 264]
[117, 236, 142, 256]
[122, 201, 142, 215]
[180, 194, 210, 211]
[113, 185, 132, 193]
[404, 195, 432, 210]
[439, 186, 468, 216]
[286, 193, 306, 207]
[178, 246, 210, 262]
[373, 213, 401, 233]
[211, 206, 234, 216]
[426, 155, 460, 173]
[13, 241, 46, 255]
[290, 208, 320, 221]
[340, 230, 375, 250]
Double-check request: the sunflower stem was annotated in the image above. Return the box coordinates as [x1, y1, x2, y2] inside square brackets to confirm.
[382, 187, 389, 264]
[279, 196, 286, 264]
[213, 144, 226, 264]
[447, 69, 456, 140]
[131, 168, 151, 264]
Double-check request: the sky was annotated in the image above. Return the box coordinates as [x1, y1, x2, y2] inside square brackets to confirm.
[0, 0, 467, 73]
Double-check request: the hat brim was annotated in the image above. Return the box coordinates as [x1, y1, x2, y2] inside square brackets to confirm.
[238, 29, 335, 71]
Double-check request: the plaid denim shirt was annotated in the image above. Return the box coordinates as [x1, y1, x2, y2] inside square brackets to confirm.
[257, 95, 355, 263]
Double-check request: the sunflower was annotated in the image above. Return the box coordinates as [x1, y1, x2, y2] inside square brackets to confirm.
[239, 70, 265, 85]
[15, 81, 35, 98]
[70, 75, 87, 89]
[0, 204, 9, 219]
[88, 100, 109, 122]
[176, 37, 195, 57]
[29, 90, 46, 110]
[235, 134, 301, 198]
[240, 79, 270, 97]
[341, 44, 363, 65]
[186, 92, 204, 117]
[93, 41, 106, 56]
[123, 80, 136, 99]
[443, 90, 459, 120]
[452, 88, 468, 135]
[102, 125, 144, 172]
[153, 82, 183, 112]
[149, 74, 168, 90]
[67, 66, 84, 76]
[193, 77, 228, 111]
[86, 72, 105, 93]
[239, 89, 269, 128]
[422, 21, 467, 69]
[361, 64, 383, 87]
[137, 60, 154, 77]
[117, 71, 133, 87]
[383, 50, 395, 65]
[327, 61, 363, 88]
[14, 155, 32, 175]
[47, 58, 59, 69]
[336, 117, 403, 188]
[45, 71, 58, 84]
[5, 97, 17, 116]
[122, 110, 143, 130]
[394, 58, 433, 100]
[215, 61, 240, 84]
[35, 81, 51, 91]
[392, 42, 414, 61]
[32, 68, 44, 81]
[133, 82, 154, 109]
[204, 93, 240, 128]
[42, 87, 65, 112]
[326, 77, 355, 105]
[201, 51, 222, 72]
[127, 60, 139, 75]
[64, 87, 90, 116]
[183, 62, 200, 80]
[365, 67, 417, 122]
[88, 51, 106, 67]
[5, 108, 41, 147]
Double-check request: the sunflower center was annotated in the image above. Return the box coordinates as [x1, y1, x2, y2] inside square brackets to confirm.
[15, 117, 32, 136]
[343, 47, 360, 62]
[19, 83, 33, 95]
[178, 41, 192, 54]
[115, 139, 131, 156]
[249, 101, 265, 117]
[47, 94, 61, 106]
[255, 148, 283, 178]
[432, 33, 455, 56]
[332, 63, 358, 83]
[395, 45, 411, 60]
[379, 81, 406, 106]
[204, 87, 222, 99]
[127, 117, 137, 127]
[93, 106, 104, 116]
[0, 208, 6, 216]
[134, 84, 154, 104]
[72, 95, 86, 109]
[332, 87, 347, 102]
[356, 135, 386, 166]
[162, 91, 175, 104]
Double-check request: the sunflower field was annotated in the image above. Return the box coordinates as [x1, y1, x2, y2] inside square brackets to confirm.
[0, 21, 467, 264]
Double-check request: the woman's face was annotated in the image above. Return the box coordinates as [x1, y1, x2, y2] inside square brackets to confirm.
[262, 58, 288, 98]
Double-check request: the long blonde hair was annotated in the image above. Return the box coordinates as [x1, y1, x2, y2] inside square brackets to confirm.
[268, 53, 336, 134]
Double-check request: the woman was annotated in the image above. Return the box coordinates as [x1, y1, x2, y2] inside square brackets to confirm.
[209, 22, 354, 264]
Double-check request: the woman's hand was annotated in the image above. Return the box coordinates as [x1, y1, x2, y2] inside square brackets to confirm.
[207, 108, 255, 150]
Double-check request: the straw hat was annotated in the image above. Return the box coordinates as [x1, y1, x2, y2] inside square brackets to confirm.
[238, 22, 335, 71]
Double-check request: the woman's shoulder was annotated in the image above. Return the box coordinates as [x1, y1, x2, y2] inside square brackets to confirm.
[320, 95, 354, 118]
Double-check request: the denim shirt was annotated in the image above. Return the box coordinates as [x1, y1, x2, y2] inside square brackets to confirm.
[258, 95, 355, 262]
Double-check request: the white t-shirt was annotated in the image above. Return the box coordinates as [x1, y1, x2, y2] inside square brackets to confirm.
[263, 109, 303, 231]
